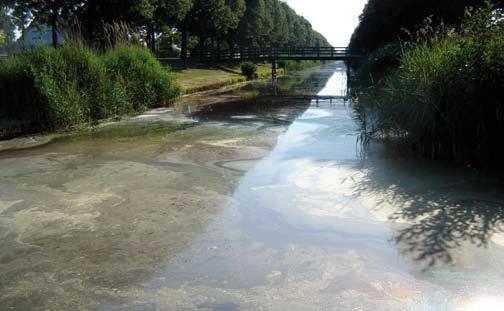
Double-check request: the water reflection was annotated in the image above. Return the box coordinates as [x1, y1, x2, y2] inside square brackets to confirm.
[137, 61, 504, 310]
[2, 62, 504, 310]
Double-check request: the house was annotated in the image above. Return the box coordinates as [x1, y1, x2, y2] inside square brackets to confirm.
[21, 22, 65, 48]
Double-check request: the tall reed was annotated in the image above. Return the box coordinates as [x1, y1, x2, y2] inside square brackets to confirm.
[354, 5, 504, 170]
[0, 41, 180, 137]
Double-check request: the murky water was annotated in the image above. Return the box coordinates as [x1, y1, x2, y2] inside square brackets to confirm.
[1, 63, 504, 311]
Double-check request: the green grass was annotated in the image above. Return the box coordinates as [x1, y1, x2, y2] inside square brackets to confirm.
[160, 59, 288, 93]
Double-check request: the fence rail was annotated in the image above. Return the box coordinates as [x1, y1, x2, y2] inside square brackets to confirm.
[189, 47, 360, 61]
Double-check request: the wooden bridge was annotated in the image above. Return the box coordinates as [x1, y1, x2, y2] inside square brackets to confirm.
[189, 46, 360, 81]
[190, 47, 360, 62]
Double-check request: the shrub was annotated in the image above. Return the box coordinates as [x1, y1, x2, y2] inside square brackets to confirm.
[0, 41, 180, 136]
[102, 45, 180, 110]
[240, 61, 257, 79]
[0, 42, 110, 130]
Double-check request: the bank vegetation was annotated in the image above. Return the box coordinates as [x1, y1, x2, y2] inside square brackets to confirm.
[0, 41, 180, 138]
[351, 1, 504, 171]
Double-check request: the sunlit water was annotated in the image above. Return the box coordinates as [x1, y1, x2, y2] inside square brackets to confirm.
[1, 63, 504, 311]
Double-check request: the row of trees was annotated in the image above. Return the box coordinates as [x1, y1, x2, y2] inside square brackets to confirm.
[349, 0, 504, 53]
[1, 0, 329, 58]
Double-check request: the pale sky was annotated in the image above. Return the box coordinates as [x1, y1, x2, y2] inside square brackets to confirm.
[283, 0, 368, 46]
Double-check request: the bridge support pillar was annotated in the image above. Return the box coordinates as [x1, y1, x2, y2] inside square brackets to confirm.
[271, 59, 277, 81]
[271, 59, 278, 95]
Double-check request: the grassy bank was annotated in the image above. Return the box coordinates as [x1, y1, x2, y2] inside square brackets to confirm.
[1, 45, 321, 140]
[162, 59, 322, 94]
[170, 62, 274, 93]
[353, 6, 504, 171]
[0, 42, 180, 139]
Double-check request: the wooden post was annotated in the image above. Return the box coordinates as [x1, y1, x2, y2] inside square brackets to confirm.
[346, 63, 352, 99]
[272, 58, 278, 95]
[272, 58, 277, 81]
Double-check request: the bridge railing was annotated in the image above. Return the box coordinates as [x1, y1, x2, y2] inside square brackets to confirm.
[189, 47, 359, 61]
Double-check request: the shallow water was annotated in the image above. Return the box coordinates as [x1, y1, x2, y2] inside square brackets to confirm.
[1, 63, 504, 311]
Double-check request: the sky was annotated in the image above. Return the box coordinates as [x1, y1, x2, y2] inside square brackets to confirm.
[283, 0, 368, 46]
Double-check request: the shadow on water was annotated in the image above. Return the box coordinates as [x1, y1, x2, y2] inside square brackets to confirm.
[354, 147, 504, 269]
[191, 64, 339, 125]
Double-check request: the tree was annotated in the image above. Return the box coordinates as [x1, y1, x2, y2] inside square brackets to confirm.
[237, 0, 266, 48]
[188, 0, 234, 54]
[4, 0, 329, 55]
[225, 0, 246, 53]
[80, 0, 152, 49]
[20, 0, 84, 47]
[270, 0, 288, 47]
[349, 0, 504, 53]
[10, 2, 31, 48]
[1, 4, 16, 50]
[147, 0, 193, 54]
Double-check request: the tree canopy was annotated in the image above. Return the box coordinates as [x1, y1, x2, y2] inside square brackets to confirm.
[3, 0, 329, 57]
[349, 0, 504, 53]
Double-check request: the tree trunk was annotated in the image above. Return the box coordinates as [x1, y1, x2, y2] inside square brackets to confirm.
[198, 33, 205, 61]
[227, 32, 235, 57]
[210, 37, 215, 62]
[51, 5, 58, 48]
[20, 24, 26, 49]
[148, 23, 156, 55]
[180, 18, 188, 60]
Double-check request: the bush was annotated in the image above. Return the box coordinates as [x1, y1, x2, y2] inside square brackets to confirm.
[0, 41, 180, 136]
[354, 5, 504, 170]
[102, 45, 180, 111]
[240, 61, 257, 79]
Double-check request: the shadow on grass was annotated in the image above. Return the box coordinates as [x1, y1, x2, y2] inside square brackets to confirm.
[159, 59, 245, 72]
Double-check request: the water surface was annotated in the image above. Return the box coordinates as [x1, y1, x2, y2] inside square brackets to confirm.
[1, 63, 503, 311]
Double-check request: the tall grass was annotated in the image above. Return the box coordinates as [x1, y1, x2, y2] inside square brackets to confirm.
[354, 5, 504, 170]
[0, 41, 180, 137]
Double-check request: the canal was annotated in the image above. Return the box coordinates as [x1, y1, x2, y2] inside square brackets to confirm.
[1, 63, 503, 310]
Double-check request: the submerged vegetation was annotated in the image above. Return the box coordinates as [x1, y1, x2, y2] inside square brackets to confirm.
[0, 42, 179, 138]
[351, 2, 504, 171]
